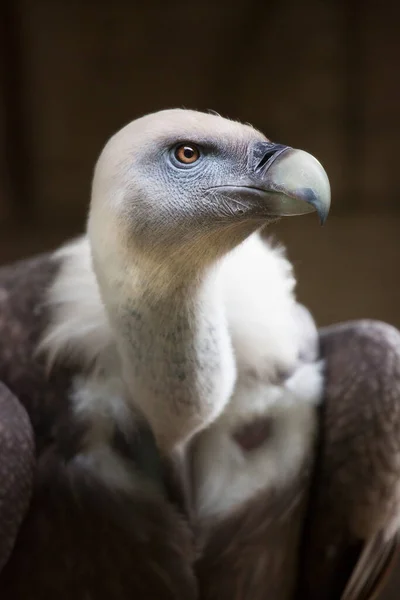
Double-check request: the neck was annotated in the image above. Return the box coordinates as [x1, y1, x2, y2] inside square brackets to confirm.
[97, 256, 237, 453]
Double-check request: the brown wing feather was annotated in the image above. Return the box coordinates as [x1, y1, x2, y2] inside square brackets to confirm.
[342, 533, 399, 600]
[0, 446, 197, 599]
[296, 320, 400, 600]
[0, 381, 35, 572]
[0, 254, 197, 597]
[196, 473, 310, 600]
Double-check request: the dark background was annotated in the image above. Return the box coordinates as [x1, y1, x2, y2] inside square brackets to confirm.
[0, 0, 399, 328]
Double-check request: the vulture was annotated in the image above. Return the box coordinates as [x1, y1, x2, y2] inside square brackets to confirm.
[0, 108, 399, 600]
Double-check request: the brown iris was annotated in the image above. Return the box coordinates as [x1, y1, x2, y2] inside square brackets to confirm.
[174, 144, 200, 164]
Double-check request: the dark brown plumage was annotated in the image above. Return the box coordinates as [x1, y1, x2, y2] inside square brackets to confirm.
[0, 254, 197, 599]
[0, 254, 71, 451]
[0, 452, 196, 599]
[0, 382, 34, 572]
[297, 321, 400, 600]
[1, 253, 400, 599]
[195, 471, 310, 600]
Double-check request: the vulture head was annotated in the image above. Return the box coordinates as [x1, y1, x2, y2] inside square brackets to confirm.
[86, 109, 330, 453]
[89, 109, 329, 280]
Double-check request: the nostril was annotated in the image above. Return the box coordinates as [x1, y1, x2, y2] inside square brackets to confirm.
[252, 141, 289, 172]
[256, 148, 281, 171]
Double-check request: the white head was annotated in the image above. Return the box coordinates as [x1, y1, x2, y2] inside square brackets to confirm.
[88, 109, 329, 296]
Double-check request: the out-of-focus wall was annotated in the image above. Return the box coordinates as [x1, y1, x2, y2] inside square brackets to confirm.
[0, 0, 399, 327]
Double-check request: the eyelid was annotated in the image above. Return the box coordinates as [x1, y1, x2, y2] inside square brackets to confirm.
[168, 139, 217, 154]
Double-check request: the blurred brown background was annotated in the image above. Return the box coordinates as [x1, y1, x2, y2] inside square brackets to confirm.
[0, 0, 399, 328]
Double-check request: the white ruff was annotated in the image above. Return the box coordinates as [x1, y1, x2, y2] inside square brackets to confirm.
[41, 233, 297, 377]
[41, 232, 322, 500]
[191, 361, 323, 520]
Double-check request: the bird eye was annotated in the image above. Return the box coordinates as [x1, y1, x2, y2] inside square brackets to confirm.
[174, 144, 200, 165]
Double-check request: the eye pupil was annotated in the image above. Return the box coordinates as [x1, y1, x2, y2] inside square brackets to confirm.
[174, 144, 200, 164]
[184, 147, 194, 159]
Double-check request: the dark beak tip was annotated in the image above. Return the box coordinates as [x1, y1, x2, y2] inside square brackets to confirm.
[311, 199, 329, 226]
[293, 187, 330, 225]
[318, 200, 330, 225]
[319, 211, 329, 226]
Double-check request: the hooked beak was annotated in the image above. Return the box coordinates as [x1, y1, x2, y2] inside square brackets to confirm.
[212, 141, 331, 224]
